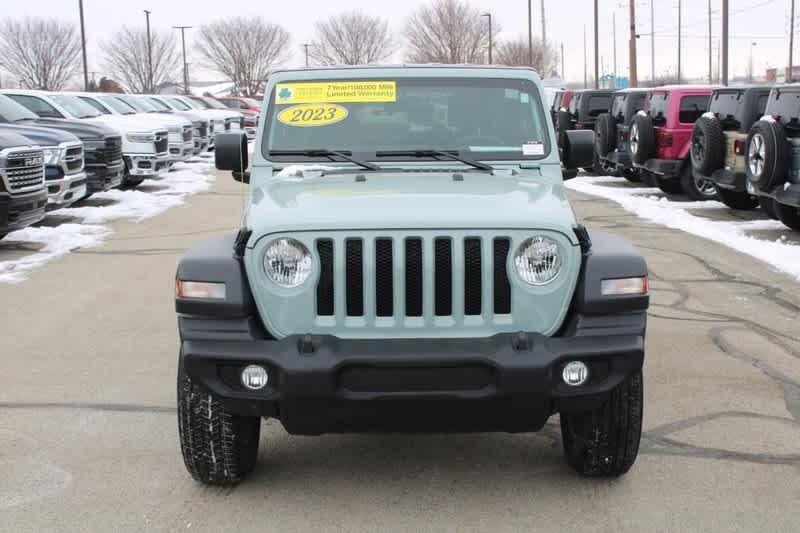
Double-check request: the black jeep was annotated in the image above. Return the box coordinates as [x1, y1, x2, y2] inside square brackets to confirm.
[594, 89, 649, 181]
[556, 90, 613, 173]
[745, 85, 800, 229]
[690, 86, 771, 210]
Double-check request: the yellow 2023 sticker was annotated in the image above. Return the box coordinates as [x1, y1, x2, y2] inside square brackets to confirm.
[275, 81, 396, 104]
[277, 104, 349, 127]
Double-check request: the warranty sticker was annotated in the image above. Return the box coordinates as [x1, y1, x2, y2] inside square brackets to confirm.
[275, 81, 397, 104]
[278, 104, 349, 127]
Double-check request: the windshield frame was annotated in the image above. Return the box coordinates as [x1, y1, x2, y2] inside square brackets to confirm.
[260, 76, 552, 164]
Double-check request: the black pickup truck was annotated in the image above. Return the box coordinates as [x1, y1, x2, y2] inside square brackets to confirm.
[0, 127, 47, 239]
[0, 94, 123, 196]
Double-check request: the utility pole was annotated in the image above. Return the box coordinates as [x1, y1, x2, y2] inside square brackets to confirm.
[613, 13, 617, 89]
[708, 0, 712, 84]
[482, 13, 492, 64]
[650, 0, 655, 85]
[528, 0, 533, 66]
[144, 10, 153, 93]
[78, 0, 89, 91]
[303, 43, 311, 67]
[749, 42, 757, 82]
[584, 25, 588, 88]
[594, 0, 599, 88]
[629, 0, 638, 87]
[722, 0, 729, 86]
[541, 0, 547, 47]
[791, 0, 796, 81]
[173, 25, 192, 95]
[561, 42, 565, 79]
[677, 0, 682, 82]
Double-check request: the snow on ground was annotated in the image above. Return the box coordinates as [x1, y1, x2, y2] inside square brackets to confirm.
[0, 158, 215, 283]
[565, 175, 800, 280]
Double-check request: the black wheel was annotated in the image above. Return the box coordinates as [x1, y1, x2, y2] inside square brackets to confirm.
[630, 114, 656, 165]
[561, 370, 643, 477]
[177, 359, 261, 485]
[759, 196, 779, 219]
[594, 113, 617, 157]
[774, 201, 800, 230]
[716, 188, 759, 210]
[746, 120, 788, 190]
[691, 116, 726, 176]
[621, 168, 641, 183]
[557, 109, 572, 147]
[680, 161, 718, 201]
[657, 176, 684, 194]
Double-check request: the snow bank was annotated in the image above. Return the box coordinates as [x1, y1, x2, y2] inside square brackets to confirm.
[565, 176, 800, 280]
[0, 159, 215, 283]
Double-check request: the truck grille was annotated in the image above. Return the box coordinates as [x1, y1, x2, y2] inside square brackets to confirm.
[154, 132, 168, 154]
[182, 125, 192, 142]
[1, 148, 45, 193]
[196, 123, 208, 138]
[315, 235, 512, 320]
[63, 145, 84, 174]
[104, 136, 123, 165]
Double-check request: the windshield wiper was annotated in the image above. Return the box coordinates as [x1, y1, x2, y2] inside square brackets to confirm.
[269, 149, 382, 171]
[375, 150, 494, 172]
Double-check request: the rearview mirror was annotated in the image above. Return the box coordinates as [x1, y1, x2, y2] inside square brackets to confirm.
[215, 132, 249, 178]
[561, 130, 594, 171]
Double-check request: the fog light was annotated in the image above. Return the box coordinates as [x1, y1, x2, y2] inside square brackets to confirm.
[241, 365, 269, 390]
[601, 276, 648, 296]
[562, 361, 589, 387]
[175, 280, 226, 300]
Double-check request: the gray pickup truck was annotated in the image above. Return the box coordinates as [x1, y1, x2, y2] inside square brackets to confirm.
[0, 127, 47, 239]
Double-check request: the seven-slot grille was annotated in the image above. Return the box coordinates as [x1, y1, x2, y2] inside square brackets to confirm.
[154, 132, 168, 154]
[104, 136, 123, 165]
[62, 145, 84, 174]
[0, 148, 45, 193]
[315, 235, 512, 321]
[182, 125, 193, 142]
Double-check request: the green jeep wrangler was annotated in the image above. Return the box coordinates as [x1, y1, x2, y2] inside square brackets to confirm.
[175, 66, 649, 485]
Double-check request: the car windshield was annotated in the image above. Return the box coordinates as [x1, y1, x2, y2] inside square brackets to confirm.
[264, 77, 550, 161]
[201, 97, 227, 110]
[0, 94, 39, 122]
[244, 98, 261, 107]
[97, 95, 136, 115]
[166, 97, 193, 111]
[50, 94, 102, 118]
[121, 95, 158, 113]
[147, 97, 173, 112]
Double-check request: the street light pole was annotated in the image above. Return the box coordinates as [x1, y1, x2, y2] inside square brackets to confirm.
[78, 0, 89, 91]
[594, 0, 599, 88]
[629, 0, 638, 87]
[144, 10, 153, 93]
[303, 43, 311, 67]
[527, 0, 533, 66]
[173, 26, 192, 95]
[482, 13, 492, 64]
[650, 0, 655, 85]
[790, 0, 796, 81]
[613, 12, 617, 89]
[749, 42, 757, 82]
[677, 0, 682, 82]
[722, 0, 729, 86]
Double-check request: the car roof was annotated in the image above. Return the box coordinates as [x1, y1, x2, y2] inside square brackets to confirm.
[269, 64, 542, 83]
[650, 84, 717, 91]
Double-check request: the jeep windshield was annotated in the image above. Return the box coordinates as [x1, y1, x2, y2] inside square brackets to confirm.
[263, 77, 550, 163]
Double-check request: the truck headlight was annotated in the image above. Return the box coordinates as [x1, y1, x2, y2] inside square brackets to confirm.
[514, 236, 562, 285]
[42, 147, 63, 165]
[127, 132, 156, 143]
[263, 238, 312, 288]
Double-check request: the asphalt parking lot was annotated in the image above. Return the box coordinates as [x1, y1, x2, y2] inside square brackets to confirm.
[1, 170, 799, 532]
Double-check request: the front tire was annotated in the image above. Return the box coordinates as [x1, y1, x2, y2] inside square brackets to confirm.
[177, 360, 261, 486]
[560, 371, 643, 477]
[759, 196, 779, 219]
[774, 201, 800, 230]
[680, 161, 718, 201]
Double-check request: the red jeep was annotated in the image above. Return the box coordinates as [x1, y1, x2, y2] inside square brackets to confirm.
[630, 86, 715, 200]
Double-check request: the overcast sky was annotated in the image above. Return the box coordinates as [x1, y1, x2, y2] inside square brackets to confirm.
[0, 0, 795, 85]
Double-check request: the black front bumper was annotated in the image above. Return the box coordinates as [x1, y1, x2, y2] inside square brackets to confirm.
[635, 158, 681, 178]
[180, 312, 646, 435]
[708, 168, 747, 191]
[85, 162, 124, 192]
[0, 189, 47, 234]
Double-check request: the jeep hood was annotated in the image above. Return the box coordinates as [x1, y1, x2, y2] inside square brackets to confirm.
[247, 171, 578, 246]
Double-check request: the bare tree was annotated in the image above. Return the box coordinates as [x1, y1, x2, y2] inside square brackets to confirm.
[404, 0, 497, 64]
[102, 27, 180, 93]
[0, 17, 81, 90]
[310, 11, 393, 65]
[496, 37, 559, 77]
[195, 17, 291, 96]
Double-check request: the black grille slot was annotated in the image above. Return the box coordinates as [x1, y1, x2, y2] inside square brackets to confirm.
[345, 239, 363, 316]
[375, 239, 394, 317]
[464, 238, 482, 316]
[316, 240, 334, 316]
[155, 135, 168, 154]
[405, 239, 423, 317]
[104, 137, 123, 164]
[434, 238, 452, 316]
[493, 238, 511, 314]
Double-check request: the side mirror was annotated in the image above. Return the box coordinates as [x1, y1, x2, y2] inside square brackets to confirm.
[215, 132, 249, 179]
[562, 130, 595, 170]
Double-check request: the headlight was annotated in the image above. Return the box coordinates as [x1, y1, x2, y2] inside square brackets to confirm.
[514, 236, 562, 285]
[41, 147, 63, 165]
[263, 238, 312, 288]
[127, 132, 156, 143]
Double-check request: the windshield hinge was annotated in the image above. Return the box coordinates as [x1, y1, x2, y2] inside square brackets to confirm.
[233, 227, 252, 259]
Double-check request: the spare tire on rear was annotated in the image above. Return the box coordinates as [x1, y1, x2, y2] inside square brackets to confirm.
[630, 113, 656, 166]
[691, 116, 725, 176]
[557, 109, 572, 147]
[746, 119, 788, 191]
[594, 113, 617, 157]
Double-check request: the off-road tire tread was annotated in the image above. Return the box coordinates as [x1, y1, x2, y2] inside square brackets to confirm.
[680, 161, 718, 201]
[560, 371, 643, 477]
[595, 113, 617, 156]
[630, 114, 656, 165]
[691, 116, 725, 175]
[774, 201, 800, 230]
[746, 120, 789, 190]
[716, 188, 758, 210]
[177, 365, 260, 486]
[759, 195, 779, 219]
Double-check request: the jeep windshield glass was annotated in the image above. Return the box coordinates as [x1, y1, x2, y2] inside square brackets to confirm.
[50, 94, 101, 119]
[263, 77, 550, 163]
[0, 94, 39, 122]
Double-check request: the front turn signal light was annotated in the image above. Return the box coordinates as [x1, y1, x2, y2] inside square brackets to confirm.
[176, 280, 226, 300]
[601, 276, 648, 296]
